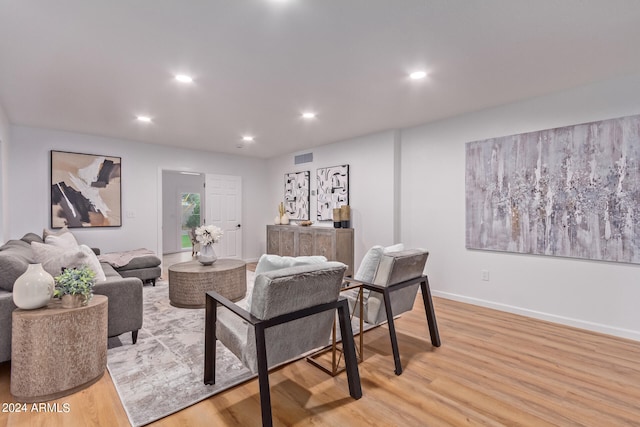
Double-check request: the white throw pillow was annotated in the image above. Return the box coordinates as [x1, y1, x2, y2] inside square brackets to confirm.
[384, 243, 405, 253]
[42, 227, 72, 240]
[45, 232, 79, 249]
[31, 241, 106, 281]
[354, 246, 384, 282]
[254, 254, 328, 274]
[32, 241, 88, 277]
[354, 243, 405, 283]
[79, 244, 107, 282]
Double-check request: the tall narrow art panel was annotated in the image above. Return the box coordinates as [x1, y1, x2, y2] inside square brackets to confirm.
[466, 114, 640, 264]
[317, 165, 349, 221]
[51, 151, 122, 228]
[284, 171, 310, 220]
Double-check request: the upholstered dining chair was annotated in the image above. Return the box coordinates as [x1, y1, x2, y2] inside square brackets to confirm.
[204, 262, 362, 427]
[344, 248, 441, 375]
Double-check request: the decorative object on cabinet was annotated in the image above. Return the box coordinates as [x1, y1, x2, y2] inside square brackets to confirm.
[333, 208, 342, 228]
[340, 205, 351, 228]
[266, 225, 354, 276]
[50, 150, 122, 228]
[317, 164, 349, 221]
[284, 171, 310, 220]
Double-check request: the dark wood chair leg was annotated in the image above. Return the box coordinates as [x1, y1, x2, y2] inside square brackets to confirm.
[382, 288, 403, 375]
[336, 300, 362, 399]
[131, 330, 138, 344]
[420, 279, 441, 347]
[204, 294, 217, 384]
[255, 325, 273, 427]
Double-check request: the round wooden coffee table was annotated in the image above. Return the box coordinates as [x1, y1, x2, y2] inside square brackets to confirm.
[168, 259, 247, 308]
[11, 295, 108, 403]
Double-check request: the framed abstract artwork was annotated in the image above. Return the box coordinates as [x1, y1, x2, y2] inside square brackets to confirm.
[284, 171, 310, 220]
[50, 150, 122, 228]
[466, 114, 640, 264]
[317, 164, 349, 221]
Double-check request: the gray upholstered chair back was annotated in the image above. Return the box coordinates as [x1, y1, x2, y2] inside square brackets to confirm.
[217, 262, 346, 373]
[366, 249, 429, 325]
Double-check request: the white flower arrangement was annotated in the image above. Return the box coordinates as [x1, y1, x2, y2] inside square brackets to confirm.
[195, 225, 223, 246]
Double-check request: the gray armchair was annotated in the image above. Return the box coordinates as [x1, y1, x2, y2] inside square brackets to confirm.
[344, 249, 441, 375]
[204, 262, 362, 427]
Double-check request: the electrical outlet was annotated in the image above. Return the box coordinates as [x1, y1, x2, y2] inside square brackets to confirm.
[481, 270, 490, 281]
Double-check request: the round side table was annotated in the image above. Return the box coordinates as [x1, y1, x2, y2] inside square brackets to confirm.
[10, 295, 108, 403]
[169, 259, 247, 308]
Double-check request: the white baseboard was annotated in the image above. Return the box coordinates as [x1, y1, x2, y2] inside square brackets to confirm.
[432, 290, 640, 342]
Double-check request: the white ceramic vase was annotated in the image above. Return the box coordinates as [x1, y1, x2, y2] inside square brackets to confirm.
[12, 263, 55, 310]
[198, 244, 217, 265]
[280, 213, 290, 225]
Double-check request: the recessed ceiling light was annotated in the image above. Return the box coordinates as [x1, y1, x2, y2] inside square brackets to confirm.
[136, 115, 152, 123]
[409, 71, 427, 80]
[175, 74, 193, 83]
[242, 135, 255, 142]
[301, 112, 316, 119]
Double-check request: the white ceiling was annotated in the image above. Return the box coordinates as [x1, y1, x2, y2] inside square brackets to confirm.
[2, 1, 640, 159]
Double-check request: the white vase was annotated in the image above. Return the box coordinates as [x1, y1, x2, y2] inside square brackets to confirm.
[274, 215, 281, 225]
[280, 213, 290, 225]
[13, 263, 55, 310]
[198, 244, 217, 265]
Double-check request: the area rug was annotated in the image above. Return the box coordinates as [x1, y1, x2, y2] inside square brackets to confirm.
[106, 273, 257, 427]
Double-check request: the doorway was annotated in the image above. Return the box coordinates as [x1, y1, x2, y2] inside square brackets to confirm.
[179, 192, 201, 250]
[161, 171, 205, 255]
[161, 171, 242, 258]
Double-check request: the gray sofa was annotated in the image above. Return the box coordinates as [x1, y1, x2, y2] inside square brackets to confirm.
[0, 233, 143, 363]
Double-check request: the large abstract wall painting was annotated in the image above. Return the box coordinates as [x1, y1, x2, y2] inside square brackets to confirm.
[317, 164, 349, 221]
[51, 150, 122, 228]
[284, 171, 310, 220]
[466, 114, 640, 264]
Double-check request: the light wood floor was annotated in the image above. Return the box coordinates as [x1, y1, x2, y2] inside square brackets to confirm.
[2, 260, 640, 426]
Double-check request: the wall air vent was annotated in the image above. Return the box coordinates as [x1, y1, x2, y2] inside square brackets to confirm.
[294, 152, 313, 165]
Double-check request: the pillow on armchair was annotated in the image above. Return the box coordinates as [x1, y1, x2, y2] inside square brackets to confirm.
[254, 254, 328, 274]
[348, 243, 405, 307]
[354, 243, 405, 282]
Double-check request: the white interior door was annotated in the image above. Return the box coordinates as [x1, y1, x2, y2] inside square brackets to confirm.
[205, 174, 242, 259]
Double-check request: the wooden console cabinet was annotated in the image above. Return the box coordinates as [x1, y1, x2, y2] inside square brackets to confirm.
[266, 225, 354, 276]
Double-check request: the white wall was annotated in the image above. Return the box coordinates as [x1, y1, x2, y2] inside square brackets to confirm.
[8, 126, 269, 261]
[266, 130, 399, 266]
[0, 101, 9, 243]
[162, 170, 205, 254]
[401, 73, 640, 341]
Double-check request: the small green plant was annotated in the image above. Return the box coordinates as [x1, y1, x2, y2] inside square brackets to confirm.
[54, 265, 96, 299]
